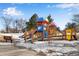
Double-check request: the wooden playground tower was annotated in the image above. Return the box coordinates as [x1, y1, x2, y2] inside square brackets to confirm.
[24, 17, 77, 43]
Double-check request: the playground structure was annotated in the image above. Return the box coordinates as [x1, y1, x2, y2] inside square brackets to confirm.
[24, 17, 77, 43]
[47, 22, 63, 40]
[63, 28, 77, 41]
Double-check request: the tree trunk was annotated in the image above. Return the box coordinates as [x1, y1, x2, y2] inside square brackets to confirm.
[6, 26, 9, 33]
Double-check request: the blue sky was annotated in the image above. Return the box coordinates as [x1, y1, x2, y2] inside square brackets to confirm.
[0, 3, 79, 30]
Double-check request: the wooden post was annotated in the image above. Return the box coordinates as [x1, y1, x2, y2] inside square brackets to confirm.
[31, 29, 34, 43]
[42, 31, 44, 41]
[48, 26, 50, 41]
[47, 25, 51, 44]
[75, 29, 77, 40]
[71, 29, 72, 40]
[32, 33, 34, 43]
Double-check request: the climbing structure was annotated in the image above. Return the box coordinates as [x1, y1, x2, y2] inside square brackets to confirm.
[24, 17, 77, 43]
[47, 22, 63, 41]
[63, 28, 76, 41]
[24, 17, 63, 43]
[36, 17, 49, 41]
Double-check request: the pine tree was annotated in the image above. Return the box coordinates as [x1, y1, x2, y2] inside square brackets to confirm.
[47, 14, 53, 23]
[26, 13, 38, 30]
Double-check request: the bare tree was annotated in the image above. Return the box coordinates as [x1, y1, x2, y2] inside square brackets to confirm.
[72, 14, 79, 32]
[17, 18, 26, 32]
[1, 16, 12, 33]
[72, 14, 79, 25]
[13, 18, 26, 32]
[13, 20, 18, 32]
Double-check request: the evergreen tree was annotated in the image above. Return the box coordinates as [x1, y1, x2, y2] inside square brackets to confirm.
[47, 14, 53, 23]
[26, 13, 38, 30]
[65, 22, 76, 29]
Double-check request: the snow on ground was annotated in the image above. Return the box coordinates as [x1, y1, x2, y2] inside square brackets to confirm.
[0, 33, 24, 39]
[76, 33, 79, 35]
[0, 42, 13, 45]
[33, 41, 78, 52]
[13, 40, 79, 56]
[0, 39, 79, 56]
[0, 33, 79, 55]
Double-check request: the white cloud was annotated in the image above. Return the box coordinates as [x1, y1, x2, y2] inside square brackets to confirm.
[67, 12, 72, 16]
[55, 3, 79, 9]
[67, 8, 72, 11]
[3, 7, 23, 16]
[47, 4, 55, 8]
[55, 3, 79, 16]
[47, 5, 51, 8]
